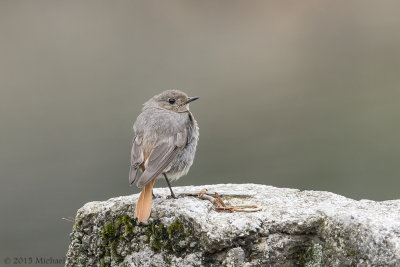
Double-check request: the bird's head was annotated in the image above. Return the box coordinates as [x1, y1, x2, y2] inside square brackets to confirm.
[144, 90, 199, 113]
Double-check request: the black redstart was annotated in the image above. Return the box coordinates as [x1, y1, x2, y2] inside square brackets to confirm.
[129, 90, 199, 222]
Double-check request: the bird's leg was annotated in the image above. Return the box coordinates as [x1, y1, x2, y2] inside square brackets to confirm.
[163, 173, 177, 199]
[152, 189, 161, 199]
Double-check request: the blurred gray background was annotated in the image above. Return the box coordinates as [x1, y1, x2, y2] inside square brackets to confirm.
[1, 0, 400, 260]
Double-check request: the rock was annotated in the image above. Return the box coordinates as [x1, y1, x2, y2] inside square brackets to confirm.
[65, 184, 400, 266]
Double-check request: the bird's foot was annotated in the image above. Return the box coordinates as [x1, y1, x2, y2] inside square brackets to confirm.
[167, 193, 177, 199]
[152, 193, 161, 199]
[167, 194, 184, 199]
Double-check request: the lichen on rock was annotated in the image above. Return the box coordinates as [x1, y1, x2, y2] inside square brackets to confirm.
[65, 184, 400, 266]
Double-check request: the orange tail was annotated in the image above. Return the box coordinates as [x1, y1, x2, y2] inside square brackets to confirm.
[134, 179, 156, 222]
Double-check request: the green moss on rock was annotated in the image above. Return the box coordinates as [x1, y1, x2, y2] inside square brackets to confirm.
[117, 215, 136, 236]
[98, 216, 192, 264]
[144, 220, 190, 253]
[185, 229, 192, 237]
[151, 222, 169, 251]
[100, 214, 137, 265]
[110, 240, 120, 259]
[167, 220, 184, 236]
[102, 221, 116, 240]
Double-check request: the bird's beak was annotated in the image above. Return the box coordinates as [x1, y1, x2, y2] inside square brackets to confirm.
[185, 96, 199, 104]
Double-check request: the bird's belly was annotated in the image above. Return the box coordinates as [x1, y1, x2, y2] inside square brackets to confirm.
[164, 140, 198, 181]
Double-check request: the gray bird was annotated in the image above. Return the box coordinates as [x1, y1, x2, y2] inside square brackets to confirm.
[129, 90, 199, 222]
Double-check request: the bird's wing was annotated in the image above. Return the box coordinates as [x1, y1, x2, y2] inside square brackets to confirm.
[129, 135, 144, 185]
[136, 130, 188, 188]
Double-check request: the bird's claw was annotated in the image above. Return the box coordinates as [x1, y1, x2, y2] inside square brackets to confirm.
[152, 194, 161, 200]
[167, 194, 179, 199]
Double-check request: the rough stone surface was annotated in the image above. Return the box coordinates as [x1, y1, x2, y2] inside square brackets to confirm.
[65, 184, 400, 266]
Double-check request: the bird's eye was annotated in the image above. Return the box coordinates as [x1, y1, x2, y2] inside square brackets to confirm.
[168, 98, 176, 104]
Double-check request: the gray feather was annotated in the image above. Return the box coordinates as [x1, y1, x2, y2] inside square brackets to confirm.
[136, 131, 187, 188]
[129, 135, 144, 184]
[136, 146, 179, 187]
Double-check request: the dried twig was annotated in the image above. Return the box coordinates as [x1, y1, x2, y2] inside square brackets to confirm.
[186, 188, 261, 213]
[61, 217, 75, 223]
[180, 190, 254, 198]
[215, 204, 262, 212]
